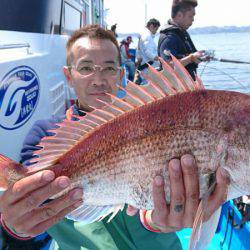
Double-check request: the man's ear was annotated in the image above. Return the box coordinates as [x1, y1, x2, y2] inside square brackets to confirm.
[119, 68, 125, 82]
[63, 66, 74, 87]
[116, 68, 125, 88]
[176, 11, 183, 20]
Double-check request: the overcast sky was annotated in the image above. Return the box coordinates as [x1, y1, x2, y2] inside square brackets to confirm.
[104, 0, 250, 33]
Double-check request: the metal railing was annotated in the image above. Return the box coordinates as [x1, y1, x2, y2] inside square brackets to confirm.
[0, 43, 30, 50]
[0, 43, 31, 54]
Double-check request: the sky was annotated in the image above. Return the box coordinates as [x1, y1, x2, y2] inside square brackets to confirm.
[104, 0, 250, 34]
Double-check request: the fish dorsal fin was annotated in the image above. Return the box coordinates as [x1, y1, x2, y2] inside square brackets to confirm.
[126, 81, 155, 103]
[149, 55, 201, 93]
[31, 105, 127, 170]
[31, 120, 87, 169]
[169, 54, 197, 91]
[147, 64, 177, 95]
[194, 74, 205, 90]
[107, 93, 135, 112]
[159, 57, 189, 92]
[32, 56, 204, 170]
[145, 55, 201, 94]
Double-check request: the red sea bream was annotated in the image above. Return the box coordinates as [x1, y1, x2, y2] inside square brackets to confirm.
[0, 56, 249, 250]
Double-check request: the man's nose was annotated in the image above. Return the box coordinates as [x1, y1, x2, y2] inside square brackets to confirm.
[92, 81, 106, 87]
[91, 74, 108, 86]
[92, 70, 102, 81]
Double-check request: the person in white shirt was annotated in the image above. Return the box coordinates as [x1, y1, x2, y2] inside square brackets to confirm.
[137, 18, 161, 84]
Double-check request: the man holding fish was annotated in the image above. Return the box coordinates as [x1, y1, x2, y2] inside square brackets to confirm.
[0, 25, 230, 249]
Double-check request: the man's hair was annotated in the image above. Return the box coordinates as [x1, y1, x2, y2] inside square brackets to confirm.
[127, 36, 132, 41]
[171, 0, 198, 18]
[146, 18, 160, 28]
[66, 24, 121, 66]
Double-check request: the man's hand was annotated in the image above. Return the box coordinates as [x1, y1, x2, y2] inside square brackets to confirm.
[181, 51, 206, 67]
[0, 168, 83, 237]
[126, 154, 230, 233]
[150, 154, 229, 232]
[190, 51, 205, 64]
[190, 50, 213, 64]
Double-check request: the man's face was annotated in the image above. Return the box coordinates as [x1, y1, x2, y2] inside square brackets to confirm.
[179, 7, 196, 29]
[148, 24, 159, 34]
[65, 37, 122, 111]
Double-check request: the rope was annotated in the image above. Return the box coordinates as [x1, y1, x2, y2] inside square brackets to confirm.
[199, 61, 209, 77]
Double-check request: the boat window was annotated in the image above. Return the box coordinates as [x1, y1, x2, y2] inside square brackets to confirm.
[62, 2, 82, 35]
[82, 1, 90, 25]
[85, 4, 90, 25]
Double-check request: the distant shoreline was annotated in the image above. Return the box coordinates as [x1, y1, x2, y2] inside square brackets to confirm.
[189, 26, 250, 35]
[118, 26, 250, 37]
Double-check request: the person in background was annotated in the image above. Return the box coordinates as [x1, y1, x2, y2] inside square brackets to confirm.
[234, 195, 250, 228]
[158, 0, 209, 80]
[137, 18, 161, 84]
[110, 23, 118, 38]
[0, 25, 229, 250]
[120, 36, 136, 81]
[134, 34, 142, 84]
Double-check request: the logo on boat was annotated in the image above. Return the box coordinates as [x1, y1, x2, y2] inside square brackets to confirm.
[0, 66, 40, 130]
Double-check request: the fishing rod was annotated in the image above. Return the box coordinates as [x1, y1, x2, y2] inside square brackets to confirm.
[202, 50, 250, 65]
[212, 57, 250, 65]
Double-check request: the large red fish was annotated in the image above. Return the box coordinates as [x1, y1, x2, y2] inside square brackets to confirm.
[0, 56, 249, 249]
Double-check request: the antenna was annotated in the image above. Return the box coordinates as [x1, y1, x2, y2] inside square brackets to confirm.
[144, 0, 148, 25]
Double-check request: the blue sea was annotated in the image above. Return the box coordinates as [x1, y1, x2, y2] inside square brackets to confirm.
[192, 32, 250, 94]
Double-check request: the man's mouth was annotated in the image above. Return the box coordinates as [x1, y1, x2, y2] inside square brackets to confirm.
[89, 92, 108, 96]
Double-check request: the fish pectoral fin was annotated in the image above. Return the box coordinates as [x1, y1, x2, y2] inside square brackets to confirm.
[66, 204, 125, 224]
[107, 204, 125, 222]
[189, 201, 222, 250]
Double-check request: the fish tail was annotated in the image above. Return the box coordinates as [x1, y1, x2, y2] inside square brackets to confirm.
[0, 154, 23, 191]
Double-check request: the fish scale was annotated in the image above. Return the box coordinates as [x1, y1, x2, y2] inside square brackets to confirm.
[75, 127, 219, 209]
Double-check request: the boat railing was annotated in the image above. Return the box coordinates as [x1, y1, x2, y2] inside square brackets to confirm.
[0, 43, 31, 54]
